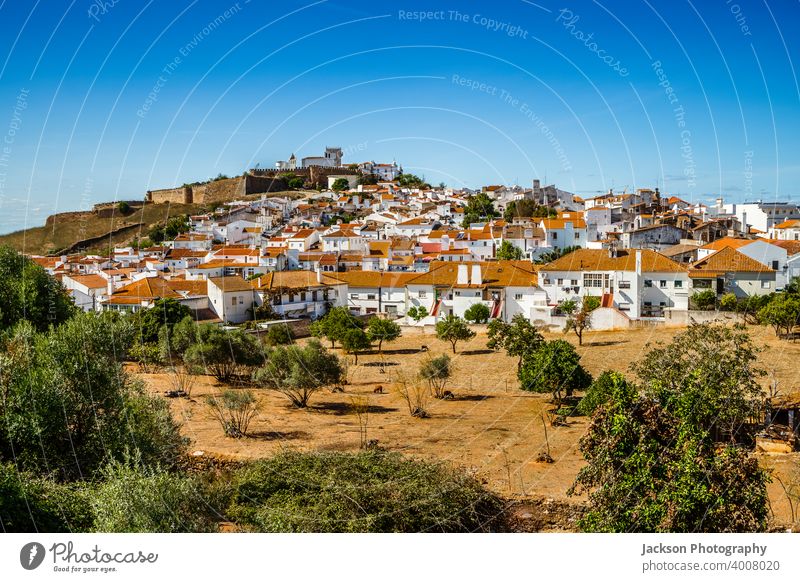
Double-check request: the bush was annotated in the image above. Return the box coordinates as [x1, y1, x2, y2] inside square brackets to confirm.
[265, 324, 293, 346]
[366, 317, 401, 352]
[206, 390, 260, 438]
[226, 451, 505, 532]
[117, 201, 130, 214]
[0, 314, 184, 480]
[184, 325, 264, 382]
[691, 289, 717, 310]
[518, 339, 592, 404]
[92, 459, 220, 533]
[719, 293, 739, 311]
[129, 342, 162, 372]
[419, 354, 452, 398]
[464, 303, 491, 324]
[0, 463, 93, 532]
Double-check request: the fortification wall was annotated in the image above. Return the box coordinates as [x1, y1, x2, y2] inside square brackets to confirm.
[148, 186, 192, 204]
[192, 176, 244, 204]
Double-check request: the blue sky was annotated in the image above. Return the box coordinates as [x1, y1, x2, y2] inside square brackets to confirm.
[0, 0, 798, 233]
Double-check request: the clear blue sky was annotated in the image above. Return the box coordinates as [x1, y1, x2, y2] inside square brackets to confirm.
[0, 0, 798, 233]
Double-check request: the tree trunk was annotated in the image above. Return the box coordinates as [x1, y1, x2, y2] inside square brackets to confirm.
[451, 341, 457, 354]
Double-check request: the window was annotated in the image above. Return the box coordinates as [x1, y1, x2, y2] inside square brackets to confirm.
[674, 279, 683, 288]
[454, 291, 461, 296]
[231, 296, 237, 306]
[644, 279, 653, 288]
[419, 290, 427, 298]
[761, 280, 771, 289]
[574, 232, 580, 240]
[350, 293, 359, 300]
[659, 280, 667, 288]
[239, 296, 244, 305]
[552, 232, 558, 240]
[583, 273, 604, 288]
[571, 279, 578, 286]
[367, 294, 376, 300]
[557, 278, 564, 285]
[514, 293, 523, 300]
[772, 260, 779, 270]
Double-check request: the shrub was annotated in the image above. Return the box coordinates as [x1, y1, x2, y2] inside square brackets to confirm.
[129, 342, 162, 373]
[226, 451, 505, 532]
[340, 327, 371, 364]
[419, 354, 452, 398]
[719, 293, 739, 311]
[117, 201, 130, 214]
[92, 458, 220, 532]
[310, 306, 363, 349]
[205, 390, 260, 438]
[691, 289, 717, 310]
[265, 323, 293, 346]
[407, 305, 428, 323]
[184, 325, 264, 382]
[0, 463, 93, 532]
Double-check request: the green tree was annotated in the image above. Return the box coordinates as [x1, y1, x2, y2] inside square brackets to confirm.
[691, 289, 717, 310]
[463, 302, 491, 324]
[0, 313, 184, 480]
[419, 354, 452, 398]
[576, 370, 628, 416]
[310, 306, 363, 349]
[117, 201, 130, 214]
[397, 173, 429, 188]
[462, 192, 497, 226]
[719, 292, 739, 311]
[366, 317, 401, 352]
[0, 245, 76, 331]
[183, 325, 264, 382]
[407, 305, 428, 323]
[569, 366, 769, 532]
[518, 339, 592, 404]
[486, 314, 544, 371]
[253, 340, 342, 408]
[341, 328, 371, 364]
[435, 314, 476, 353]
[164, 215, 190, 240]
[630, 323, 765, 440]
[534, 245, 582, 264]
[331, 178, 350, 192]
[134, 297, 191, 344]
[758, 293, 800, 338]
[504, 199, 557, 221]
[495, 240, 523, 260]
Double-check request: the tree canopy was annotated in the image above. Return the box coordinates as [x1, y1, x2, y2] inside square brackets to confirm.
[435, 314, 476, 353]
[495, 240, 523, 260]
[462, 192, 497, 226]
[518, 339, 591, 403]
[310, 306, 363, 349]
[486, 314, 544, 370]
[366, 317, 401, 352]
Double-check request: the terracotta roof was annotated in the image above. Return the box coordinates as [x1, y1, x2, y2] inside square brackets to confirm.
[209, 276, 255, 292]
[689, 247, 775, 277]
[64, 274, 107, 289]
[774, 219, 800, 229]
[105, 277, 207, 304]
[542, 249, 687, 273]
[367, 241, 390, 258]
[328, 271, 418, 288]
[251, 271, 344, 290]
[700, 237, 755, 251]
[407, 260, 538, 287]
[540, 218, 587, 229]
[771, 240, 800, 255]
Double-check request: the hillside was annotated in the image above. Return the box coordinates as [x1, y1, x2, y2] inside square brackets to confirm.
[0, 191, 304, 256]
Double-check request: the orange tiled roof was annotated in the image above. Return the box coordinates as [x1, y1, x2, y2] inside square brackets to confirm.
[542, 249, 686, 273]
[689, 246, 774, 277]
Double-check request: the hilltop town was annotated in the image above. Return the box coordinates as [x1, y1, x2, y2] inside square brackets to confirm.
[22, 145, 800, 331]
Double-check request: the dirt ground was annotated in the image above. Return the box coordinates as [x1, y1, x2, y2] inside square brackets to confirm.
[137, 324, 800, 529]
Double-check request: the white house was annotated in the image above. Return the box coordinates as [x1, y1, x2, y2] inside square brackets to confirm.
[538, 248, 690, 319]
[689, 247, 776, 298]
[697, 237, 789, 289]
[61, 273, 108, 312]
[251, 270, 346, 320]
[207, 277, 257, 324]
[330, 271, 418, 316]
[538, 216, 588, 250]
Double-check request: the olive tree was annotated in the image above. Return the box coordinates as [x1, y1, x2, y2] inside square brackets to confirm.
[253, 340, 342, 408]
[487, 314, 544, 371]
[518, 339, 592, 404]
[366, 317, 401, 352]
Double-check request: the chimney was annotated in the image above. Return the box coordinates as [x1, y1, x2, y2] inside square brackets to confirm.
[316, 266, 323, 284]
[635, 250, 642, 276]
[441, 234, 450, 251]
[106, 275, 115, 297]
[470, 264, 482, 286]
[457, 264, 469, 285]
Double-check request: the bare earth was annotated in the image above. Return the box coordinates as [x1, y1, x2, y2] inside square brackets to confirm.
[137, 324, 800, 528]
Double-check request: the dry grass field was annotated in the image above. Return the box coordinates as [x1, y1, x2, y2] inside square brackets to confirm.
[138, 324, 800, 528]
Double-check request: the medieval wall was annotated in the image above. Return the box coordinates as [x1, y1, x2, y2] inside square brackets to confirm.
[148, 186, 192, 204]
